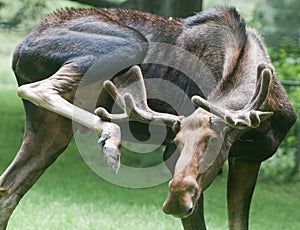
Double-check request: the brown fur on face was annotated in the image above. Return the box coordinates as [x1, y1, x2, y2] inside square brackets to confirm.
[162, 108, 230, 218]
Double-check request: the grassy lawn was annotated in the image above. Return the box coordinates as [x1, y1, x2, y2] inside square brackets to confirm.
[0, 87, 299, 229]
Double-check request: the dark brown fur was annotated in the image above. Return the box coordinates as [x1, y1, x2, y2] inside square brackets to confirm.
[0, 7, 296, 230]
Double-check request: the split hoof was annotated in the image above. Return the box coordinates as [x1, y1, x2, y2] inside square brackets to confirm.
[97, 133, 110, 150]
[97, 133, 121, 174]
[103, 146, 121, 174]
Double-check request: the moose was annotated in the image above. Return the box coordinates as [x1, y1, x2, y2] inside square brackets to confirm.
[0, 6, 296, 230]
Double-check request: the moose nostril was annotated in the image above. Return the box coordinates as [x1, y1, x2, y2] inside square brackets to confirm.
[186, 206, 193, 216]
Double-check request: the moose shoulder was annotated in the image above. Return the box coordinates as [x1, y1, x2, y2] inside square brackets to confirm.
[0, 6, 296, 230]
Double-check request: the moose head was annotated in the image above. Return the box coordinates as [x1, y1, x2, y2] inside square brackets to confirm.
[95, 64, 273, 218]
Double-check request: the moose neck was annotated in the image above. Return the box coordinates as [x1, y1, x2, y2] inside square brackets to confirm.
[208, 28, 271, 112]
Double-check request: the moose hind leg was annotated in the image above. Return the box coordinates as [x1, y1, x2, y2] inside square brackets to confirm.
[0, 103, 73, 229]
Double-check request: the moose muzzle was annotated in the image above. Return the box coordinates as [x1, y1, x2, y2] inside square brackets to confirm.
[162, 176, 200, 218]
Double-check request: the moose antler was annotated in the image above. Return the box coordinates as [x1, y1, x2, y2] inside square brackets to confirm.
[95, 65, 182, 131]
[192, 63, 274, 129]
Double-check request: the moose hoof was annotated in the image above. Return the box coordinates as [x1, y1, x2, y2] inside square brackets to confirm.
[97, 133, 110, 151]
[97, 133, 121, 174]
[103, 146, 120, 174]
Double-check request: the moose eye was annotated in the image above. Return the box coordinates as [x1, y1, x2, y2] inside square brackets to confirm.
[185, 182, 199, 199]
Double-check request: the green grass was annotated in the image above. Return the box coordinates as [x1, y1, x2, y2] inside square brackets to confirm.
[6, 147, 181, 230]
[0, 88, 299, 230]
[0, 31, 22, 87]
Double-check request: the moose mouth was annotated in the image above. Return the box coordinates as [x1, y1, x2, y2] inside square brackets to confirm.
[162, 196, 198, 219]
[162, 175, 201, 219]
[172, 207, 194, 219]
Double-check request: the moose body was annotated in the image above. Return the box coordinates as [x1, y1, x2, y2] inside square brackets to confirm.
[0, 7, 296, 229]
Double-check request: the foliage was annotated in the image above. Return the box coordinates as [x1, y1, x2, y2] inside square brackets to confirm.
[0, 0, 82, 31]
[249, 0, 300, 175]
[0, 0, 46, 30]
[269, 46, 300, 158]
[68, 0, 126, 8]
[250, 0, 300, 77]
[70, 0, 202, 17]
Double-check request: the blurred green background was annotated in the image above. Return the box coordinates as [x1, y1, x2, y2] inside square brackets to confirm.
[0, 0, 299, 229]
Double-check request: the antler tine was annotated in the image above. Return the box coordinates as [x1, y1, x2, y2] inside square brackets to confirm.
[95, 80, 128, 122]
[123, 93, 182, 129]
[246, 63, 273, 110]
[95, 65, 182, 132]
[191, 96, 226, 119]
[192, 63, 274, 129]
[95, 107, 128, 122]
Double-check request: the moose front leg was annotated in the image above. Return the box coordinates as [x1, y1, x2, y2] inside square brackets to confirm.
[227, 158, 261, 230]
[17, 63, 121, 173]
[181, 194, 207, 230]
[0, 105, 73, 229]
[163, 142, 206, 230]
